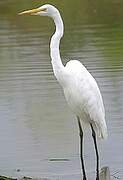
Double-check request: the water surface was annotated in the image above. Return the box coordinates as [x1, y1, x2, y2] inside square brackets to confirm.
[0, 0, 123, 179]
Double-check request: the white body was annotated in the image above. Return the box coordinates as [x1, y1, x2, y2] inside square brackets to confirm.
[35, 4, 108, 139]
[63, 60, 107, 139]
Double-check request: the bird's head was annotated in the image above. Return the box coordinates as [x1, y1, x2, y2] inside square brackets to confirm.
[19, 4, 59, 18]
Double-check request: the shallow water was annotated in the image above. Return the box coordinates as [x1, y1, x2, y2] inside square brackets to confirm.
[0, 0, 123, 179]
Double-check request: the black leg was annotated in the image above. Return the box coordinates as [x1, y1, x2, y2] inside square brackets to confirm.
[77, 117, 87, 180]
[90, 124, 99, 180]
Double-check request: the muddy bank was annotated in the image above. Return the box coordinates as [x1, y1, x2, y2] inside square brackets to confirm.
[0, 176, 50, 180]
[0, 167, 110, 180]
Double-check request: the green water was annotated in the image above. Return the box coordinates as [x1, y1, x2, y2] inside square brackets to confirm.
[0, 0, 123, 179]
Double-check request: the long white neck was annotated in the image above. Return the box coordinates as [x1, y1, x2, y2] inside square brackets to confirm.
[50, 11, 65, 84]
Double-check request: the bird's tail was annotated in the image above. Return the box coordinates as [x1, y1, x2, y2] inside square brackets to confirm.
[99, 119, 108, 139]
[94, 119, 108, 140]
[100, 123, 108, 139]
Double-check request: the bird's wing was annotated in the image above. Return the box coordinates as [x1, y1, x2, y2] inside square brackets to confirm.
[64, 60, 107, 138]
[65, 60, 105, 118]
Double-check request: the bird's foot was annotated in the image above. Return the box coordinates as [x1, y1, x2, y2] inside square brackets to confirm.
[83, 176, 87, 180]
[96, 176, 99, 180]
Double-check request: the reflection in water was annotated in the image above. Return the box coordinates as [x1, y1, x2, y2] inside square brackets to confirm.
[0, 0, 123, 179]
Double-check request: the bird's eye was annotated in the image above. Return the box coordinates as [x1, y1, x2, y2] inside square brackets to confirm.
[42, 8, 47, 12]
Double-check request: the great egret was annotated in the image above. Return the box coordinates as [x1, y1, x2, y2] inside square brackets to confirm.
[19, 4, 108, 180]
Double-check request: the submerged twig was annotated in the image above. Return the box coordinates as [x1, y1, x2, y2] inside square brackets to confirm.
[99, 166, 110, 180]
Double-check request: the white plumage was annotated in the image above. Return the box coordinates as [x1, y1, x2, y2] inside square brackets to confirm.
[19, 4, 107, 139]
[64, 60, 107, 139]
[19, 4, 108, 179]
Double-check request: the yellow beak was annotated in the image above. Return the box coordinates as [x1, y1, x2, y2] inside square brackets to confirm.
[18, 7, 46, 15]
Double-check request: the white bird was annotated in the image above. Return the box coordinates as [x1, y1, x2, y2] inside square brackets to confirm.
[19, 4, 108, 180]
